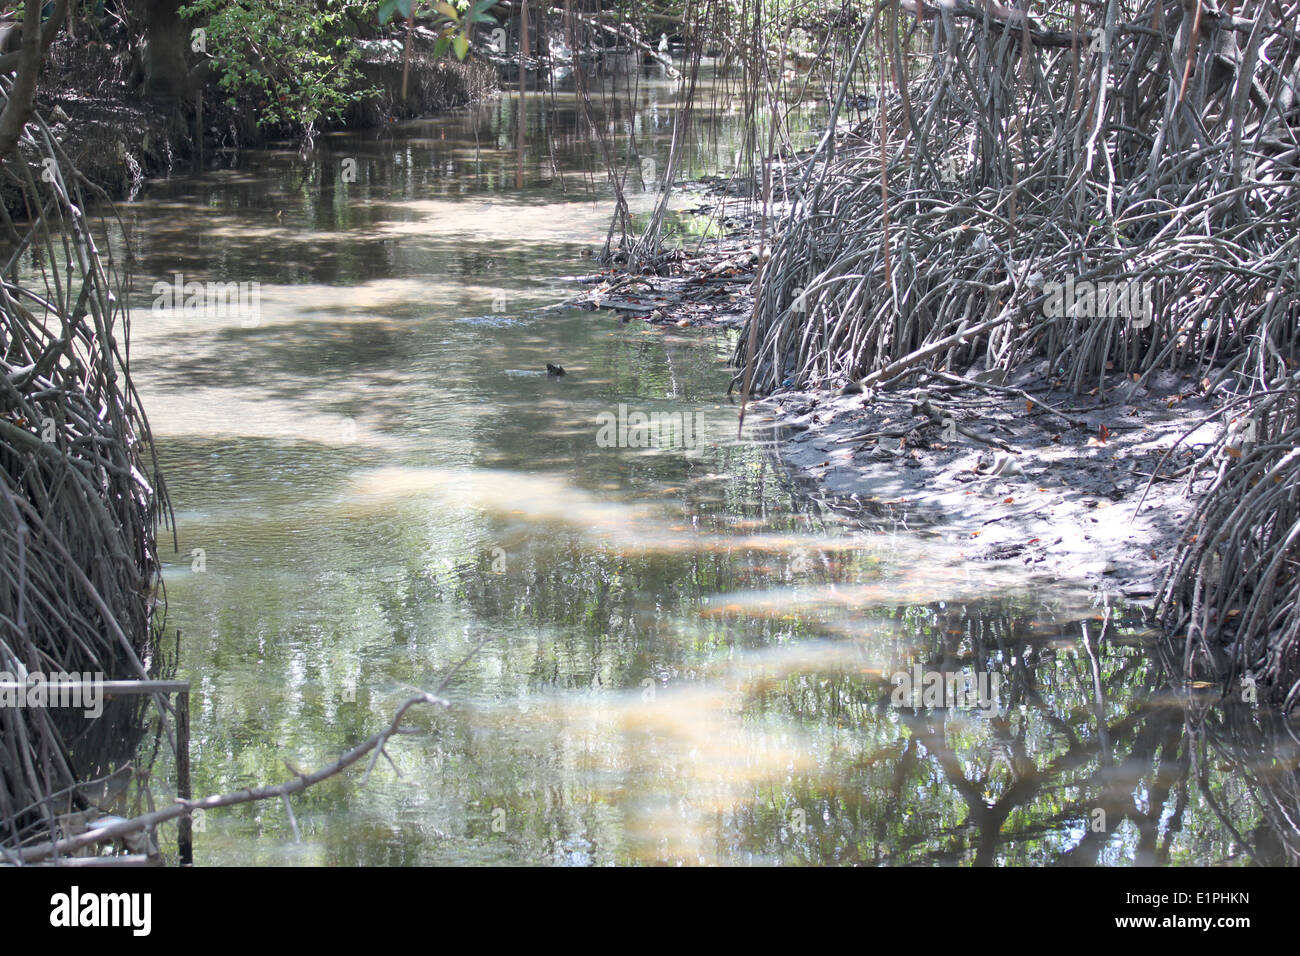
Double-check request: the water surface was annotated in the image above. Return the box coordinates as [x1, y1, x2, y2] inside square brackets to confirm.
[115, 66, 1298, 866]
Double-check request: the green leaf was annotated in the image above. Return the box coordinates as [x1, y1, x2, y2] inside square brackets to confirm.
[454, 31, 469, 60]
[377, 0, 411, 25]
[435, 2, 459, 20]
[433, 34, 451, 59]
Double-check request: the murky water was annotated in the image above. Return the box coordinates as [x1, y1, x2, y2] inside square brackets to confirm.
[114, 67, 1297, 865]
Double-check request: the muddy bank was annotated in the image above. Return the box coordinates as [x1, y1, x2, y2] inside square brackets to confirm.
[752, 370, 1220, 602]
[3, 39, 181, 213]
[344, 33, 497, 128]
[566, 175, 1222, 603]
[566, 180, 773, 328]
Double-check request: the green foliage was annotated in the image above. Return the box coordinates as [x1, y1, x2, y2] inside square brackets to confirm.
[180, 0, 375, 133]
[376, 0, 499, 62]
[176, 0, 498, 135]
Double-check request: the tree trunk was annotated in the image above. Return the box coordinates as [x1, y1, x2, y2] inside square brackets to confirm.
[0, 0, 46, 161]
[139, 0, 189, 102]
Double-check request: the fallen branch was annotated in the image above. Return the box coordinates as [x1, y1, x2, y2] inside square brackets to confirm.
[4, 692, 451, 865]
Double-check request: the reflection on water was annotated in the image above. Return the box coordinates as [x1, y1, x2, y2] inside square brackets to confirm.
[109, 66, 1300, 865]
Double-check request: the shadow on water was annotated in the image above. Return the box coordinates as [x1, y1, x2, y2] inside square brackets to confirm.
[94, 64, 1300, 865]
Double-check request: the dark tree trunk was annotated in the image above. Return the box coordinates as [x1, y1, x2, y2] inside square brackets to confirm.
[0, 0, 57, 160]
[139, 0, 189, 102]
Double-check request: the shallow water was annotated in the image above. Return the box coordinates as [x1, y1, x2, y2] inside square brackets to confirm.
[113, 66, 1297, 865]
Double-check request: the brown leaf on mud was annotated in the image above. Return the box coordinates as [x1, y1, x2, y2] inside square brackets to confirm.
[1087, 424, 1110, 446]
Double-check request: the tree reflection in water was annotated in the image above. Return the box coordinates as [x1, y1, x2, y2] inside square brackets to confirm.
[723, 600, 1300, 866]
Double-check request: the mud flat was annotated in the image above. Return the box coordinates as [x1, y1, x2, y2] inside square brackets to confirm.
[572, 230, 1224, 603]
[752, 368, 1224, 603]
[564, 171, 1229, 606]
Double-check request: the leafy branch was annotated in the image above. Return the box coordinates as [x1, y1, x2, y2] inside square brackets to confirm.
[377, 0, 499, 61]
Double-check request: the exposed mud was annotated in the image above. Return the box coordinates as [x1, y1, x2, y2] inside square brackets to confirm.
[566, 174, 1227, 605]
[565, 183, 774, 328]
[753, 368, 1222, 602]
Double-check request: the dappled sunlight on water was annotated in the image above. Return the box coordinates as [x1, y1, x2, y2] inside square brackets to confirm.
[109, 65, 1300, 866]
